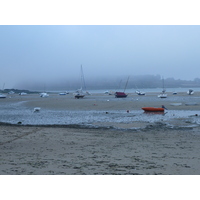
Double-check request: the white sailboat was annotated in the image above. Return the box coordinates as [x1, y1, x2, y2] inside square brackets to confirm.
[40, 84, 49, 97]
[0, 83, 6, 98]
[136, 90, 145, 95]
[187, 89, 194, 95]
[158, 77, 167, 98]
[74, 65, 87, 99]
[40, 92, 49, 97]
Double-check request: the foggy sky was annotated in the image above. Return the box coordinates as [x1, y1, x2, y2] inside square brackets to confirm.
[1, 25, 200, 90]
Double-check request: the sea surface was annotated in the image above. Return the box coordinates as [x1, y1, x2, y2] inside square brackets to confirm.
[0, 98, 200, 129]
[55, 87, 200, 94]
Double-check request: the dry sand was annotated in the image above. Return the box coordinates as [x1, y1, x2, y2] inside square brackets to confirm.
[1, 92, 200, 175]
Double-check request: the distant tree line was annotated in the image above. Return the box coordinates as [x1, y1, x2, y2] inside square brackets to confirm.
[82, 75, 200, 90]
[0, 89, 38, 94]
[2, 75, 200, 92]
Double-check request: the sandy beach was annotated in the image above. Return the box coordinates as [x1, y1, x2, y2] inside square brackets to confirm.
[1, 91, 200, 175]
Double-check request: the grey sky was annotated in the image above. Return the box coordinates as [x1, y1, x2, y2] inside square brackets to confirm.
[1, 25, 200, 89]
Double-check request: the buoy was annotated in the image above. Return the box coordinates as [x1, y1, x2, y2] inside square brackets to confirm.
[127, 110, 129, 113]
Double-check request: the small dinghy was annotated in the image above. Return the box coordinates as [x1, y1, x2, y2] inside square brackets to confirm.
[142, 107, 165, 112]
[142, 105, 167, 112]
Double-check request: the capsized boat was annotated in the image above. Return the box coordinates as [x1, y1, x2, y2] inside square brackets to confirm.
[142, 105, 167, 112]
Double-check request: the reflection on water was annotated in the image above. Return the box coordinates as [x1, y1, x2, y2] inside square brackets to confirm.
[143, 111, 166, 115]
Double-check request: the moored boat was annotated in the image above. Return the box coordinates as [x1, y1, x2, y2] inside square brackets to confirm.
[73, 65, 89, 99]
[74, 92, 85, 99]
[142, 105, 167, 112]
[136, 90, 145, 95]
[59, 92, 66, 95]
[40, 92, 49, 97]
[0, 93, 6, 98]
[158, 77, 167, 98]
[115, 76, 129, 98]
[115, 92, 127, 98]
[158, 93, 167, 98]
[187, 89, 194, 95]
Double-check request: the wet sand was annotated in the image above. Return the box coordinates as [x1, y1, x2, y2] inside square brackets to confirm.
[1, 92, 200, 175]
[1, 124, 200, 175]
[3, 91, 200, 111]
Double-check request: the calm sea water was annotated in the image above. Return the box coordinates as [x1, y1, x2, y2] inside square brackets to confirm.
[0, 99, 200, 128]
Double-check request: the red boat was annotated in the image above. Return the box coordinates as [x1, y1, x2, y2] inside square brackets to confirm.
[115, 77, 129, 98]
[115, 92, 127, 98]
[142, 107, 165, 112]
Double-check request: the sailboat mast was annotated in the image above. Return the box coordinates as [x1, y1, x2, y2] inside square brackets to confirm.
[124, 76, 130, 92]
[2, 83, 5, 90]
[80, 65, 87, 91]
[162, 77, 166, 93]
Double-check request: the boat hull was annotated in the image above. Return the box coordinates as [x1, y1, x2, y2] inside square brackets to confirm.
[136, 90, 145, 95]
[142, 107, 165, 112]
[158, 94, 167, 98]
[74, 94, 85, 99]
[115, 92, 127, 98]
